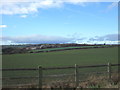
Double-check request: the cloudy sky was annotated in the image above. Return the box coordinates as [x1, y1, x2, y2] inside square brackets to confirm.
[0, 0, 119, 45]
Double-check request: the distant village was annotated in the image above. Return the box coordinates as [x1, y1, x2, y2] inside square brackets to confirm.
[25, 44, 60, 50]
[2, 43, 118, 54]
[21, 43, 108, 50]
[21, 43, 116, 50]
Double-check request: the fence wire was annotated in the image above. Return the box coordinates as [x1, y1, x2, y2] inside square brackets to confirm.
[2, 64, 119, 88]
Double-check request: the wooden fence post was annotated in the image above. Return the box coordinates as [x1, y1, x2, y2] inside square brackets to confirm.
[38, 66, 42, 89]
[75, 64, 79, 87]
[107, 62, 111, 80]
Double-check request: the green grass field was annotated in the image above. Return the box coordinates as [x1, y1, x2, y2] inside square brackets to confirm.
[2, 47, 119, 86]
[3, 47, 118, 68]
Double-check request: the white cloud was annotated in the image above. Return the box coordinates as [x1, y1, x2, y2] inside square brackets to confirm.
[20, 15, 28, 18]
[0, 0, 60, 15]
[68, 33, 119, 44]
[1, 34, 74, 45]
[107, 2, 118, 10]
[88, 34, 119, 44]
[89, 34, 119, 41]
[87, 41, 119, 44]
[1, 33, 119, 45]
[0, 25, 7, 28]
[0, 0, 119, 15]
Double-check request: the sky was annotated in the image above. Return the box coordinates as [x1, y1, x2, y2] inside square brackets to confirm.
[0, 0, 119, 45]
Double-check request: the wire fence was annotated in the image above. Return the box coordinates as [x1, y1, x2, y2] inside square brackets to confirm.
[1, 63, 120, 88]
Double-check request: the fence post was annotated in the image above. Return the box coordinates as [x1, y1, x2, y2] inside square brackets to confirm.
[107, 62, 111, 80]
[75, 64, 79, 87]
[38, 66, 42, 89]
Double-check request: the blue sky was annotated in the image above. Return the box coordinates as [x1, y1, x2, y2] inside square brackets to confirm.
[0, 0, 119, 45]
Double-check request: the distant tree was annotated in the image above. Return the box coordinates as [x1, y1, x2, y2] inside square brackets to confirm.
[2, 47, 15, 54]
[2, 47, 28, 54]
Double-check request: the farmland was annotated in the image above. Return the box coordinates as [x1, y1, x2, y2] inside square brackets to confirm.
[3, 47, 118, 69]
[2, 46, 119, 88]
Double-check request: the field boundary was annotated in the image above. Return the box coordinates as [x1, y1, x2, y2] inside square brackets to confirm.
[1, 63, 120, 88]
[1, 63, 120, 71]
[29, 46, 116, 53]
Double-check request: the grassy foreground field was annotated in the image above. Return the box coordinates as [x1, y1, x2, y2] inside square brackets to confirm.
[3, 47, 118, 69]
[2, 47, 119, 87]
[2, 47, 118, 76]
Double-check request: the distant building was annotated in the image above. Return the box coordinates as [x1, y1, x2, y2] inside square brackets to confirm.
[30, 47, 37, 50]
[40, 45, 45, 49]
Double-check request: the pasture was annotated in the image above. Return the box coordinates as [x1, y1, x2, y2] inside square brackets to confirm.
[2, 47, 119, 87]
[3, 47, 118, 69]
[2, 47, 118, 76]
